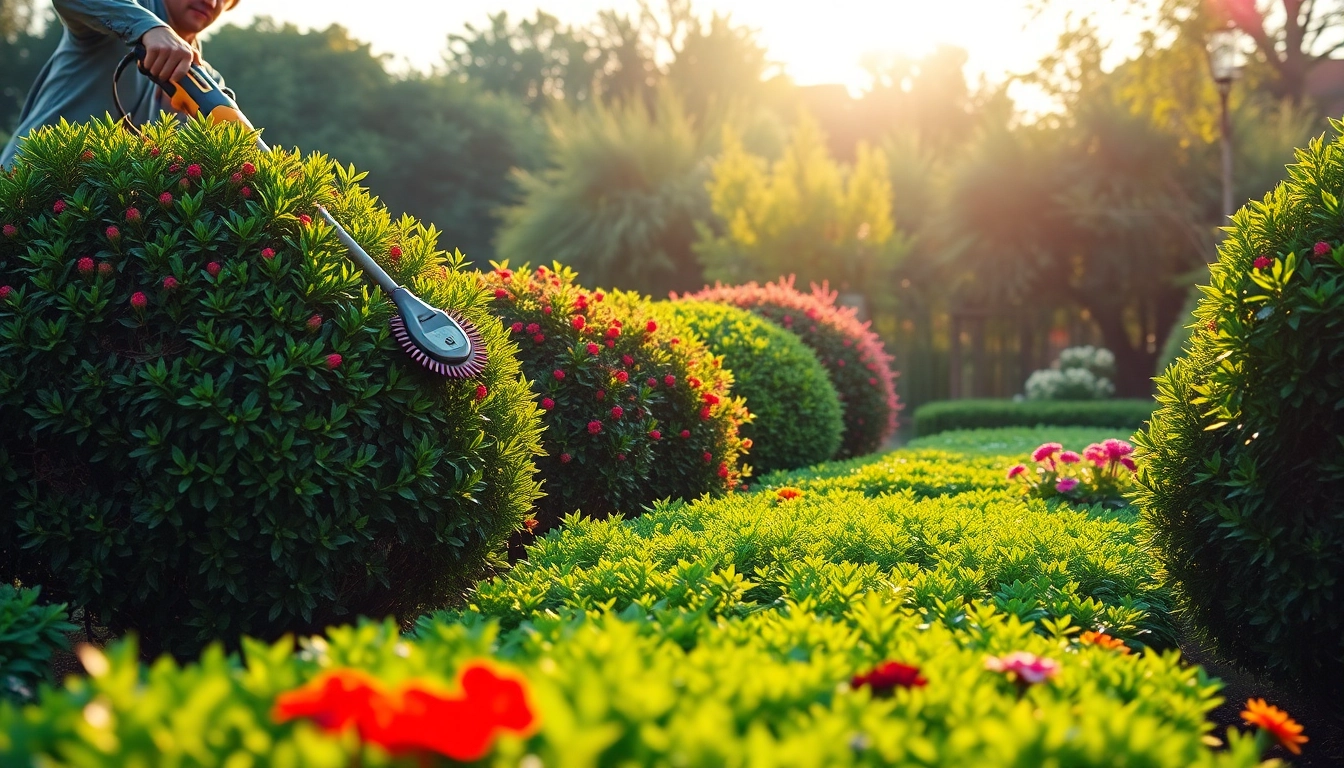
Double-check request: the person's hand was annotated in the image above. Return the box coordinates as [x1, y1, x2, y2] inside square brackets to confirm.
[139, 25, 199, 84]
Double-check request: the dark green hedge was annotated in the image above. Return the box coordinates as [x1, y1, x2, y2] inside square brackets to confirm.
[912, 399, 1155, 437]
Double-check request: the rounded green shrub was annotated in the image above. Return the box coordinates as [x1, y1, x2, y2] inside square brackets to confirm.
[1133, 127, 1344, 691]
[657, 301, 842, 473]
[678, 276, 899, 457]
[0, 118, 543, 655]
[483, 263, 750, 530]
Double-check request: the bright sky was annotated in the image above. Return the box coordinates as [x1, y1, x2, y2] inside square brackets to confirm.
[218, 1, 1155, 101]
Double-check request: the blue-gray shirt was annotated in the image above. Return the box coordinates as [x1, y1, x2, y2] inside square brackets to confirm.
[1, 0, 226, 167]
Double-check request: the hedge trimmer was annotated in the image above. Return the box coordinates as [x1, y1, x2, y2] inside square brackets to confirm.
[112, 46, 487, 379]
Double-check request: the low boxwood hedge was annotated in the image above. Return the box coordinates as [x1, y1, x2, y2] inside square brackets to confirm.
[912, 399, 1155, 437]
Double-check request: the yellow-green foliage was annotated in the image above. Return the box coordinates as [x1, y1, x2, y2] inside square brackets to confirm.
[696, 115, 904, 290]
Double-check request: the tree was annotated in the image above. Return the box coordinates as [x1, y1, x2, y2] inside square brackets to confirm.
[442, 11, 602, 110]
[0, 0, 37, 40]
[0, 12, 58, 140]
[695, 115, 904, 302]
[1201, 0, 1344, 104]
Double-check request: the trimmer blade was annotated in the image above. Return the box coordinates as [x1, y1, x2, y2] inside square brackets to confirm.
[390, 312, 488, 379]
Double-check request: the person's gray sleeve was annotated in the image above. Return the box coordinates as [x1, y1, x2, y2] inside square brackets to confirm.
[53, 0, 167, 45]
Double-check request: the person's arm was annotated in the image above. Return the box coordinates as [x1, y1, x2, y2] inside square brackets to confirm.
[53, 0, 198, 83]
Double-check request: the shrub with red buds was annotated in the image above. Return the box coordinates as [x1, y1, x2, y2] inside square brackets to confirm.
[485, 262, 749, 530]
[677, 275, 900, 458]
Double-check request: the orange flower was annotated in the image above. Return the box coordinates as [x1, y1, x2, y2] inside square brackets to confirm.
[776, 487, 804, 501]
[1079, 630, 1129, 654]
[1241, 698, 1307, 755]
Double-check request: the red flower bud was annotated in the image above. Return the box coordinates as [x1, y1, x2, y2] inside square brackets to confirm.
[593, 291, 604, 301]
[186, 164, 202, 179]
[560, 453, 572, 463]
[541, 397, 555, 410]
[240, 186, 252, 198]
[207, 261, 221, 277]
[703, 452, 713, 463]
[52, 199, 67, 214]
[149, 147, 161, 157]
[587, 342, 600, 355]
[495, 288, 509, 299]
[703, 392, 720, 406]
[1, 224, 16, 238]
[97, 262, 113, 277]
[717, 463, 729, 478]
[298, 214, 312, 226]
[130, 291, 147, 309]
[646, 320, 657, 332]
[307, 314, 323, 331]
[496, 268, 512, 279]
[687, 377, 701, 389]
[105, 225, 120, 240]
[0, 286, 10, 301]
[700, 406, 712, 420]
[389, 246, 402, 260]
[230, 172, 244, 184]
[605, 339, 614, 348]
[1314, 241, 1331, 257]
[168, 163, 181, 173]
[159, 192, 173, 206]
[647, 377, 657, 387]
[81, 150, 93, 161]
[606, 327, 620, 339]
[610, 406, 623, 419]
[542, 305, 553, 314]
[664, 375, 676, 387]
[533, 333, 545, 344]
[241, 161, 256, 176]
[511, 322, 524, 333]
[77, 257, 94, 275]
[325, 353, 342, 369]
[553, 369, 565, 380]
[526, 323, 540, 334]
[571, 315, 585, 330]
[649, 430, 661, 440]
[261, 248, 276, 259]
[125, 207, 140, 222]
[680, 430, 690, 439]
[1253, 255, 1272, 270]
[475, 385, 488, 400]
[615, 370, 629, 383]
[595, 390, 605, 400]
[162, 276, 178, 290]
[617, 453, 626, 461]
[587, 420, 603, 435]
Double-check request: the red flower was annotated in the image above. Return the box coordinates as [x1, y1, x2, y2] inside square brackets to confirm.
[646, 320, 657, 332]
[610, 406, 623, 419]
[699, 406, 712, 420]
[702, 392, 720, 406]
[526, 323, 540, 334]
[52, 200, 67, 214]
[241, 161, 256, 176]
[647, 378, 657, 387]
[130, 292, 147, 309]
[511, 322, 524, 333]
[240, 186, 252, 199]
[703, 452, 713, 463]
[649, 430, 661, 440]
[717, 463, 729, 478]
[162, 276, 178, 290]
[105, 225, 120, 240]
[475, 385, 489, 400]
[261, 248, 276, 259]
[588, 420, 603, 434]
[389, 246, 402, 260]
[595, 390, 605, 401]
[0, 286, 10, 301]
[1254, 255, 1272, 270]
[298, 214, 312, 226]
[680, 430, 690, 439]
[670, 337, 680, 345]
[523, 518, 538, 532]
[494, 288, 508, 299]
[149, 147, 161, 157]
[124, 207, 140, 222]
[776, 487, 803, 501]
[541, 397, 555, 410]
[326, 353, 342, 369]
[1314, 241, 1331, 258]
[606, 327, 620, 338]
[533, 334, 545, 344]
[495, 268, 512, 279]
[307, 314, 323, 331]
[574, 294, 588, 310]
[77, 257, 94, 275]
[851, 661, 927, 694]
[81, 150, 93, 161]
[158, 192, 173, 206]
[179, 177, 190, 189]
[587, 342, 600, 355]
[543, 306, 552, 314]
[621, 355, 634, 367]
[571, 315, 585, 330]
[230, 172, 244, 184]
[553, 369, 565, 380]
[168, 162, 181, 173]
[664, 375, 676, 387]
[272, 669, 383, 733]
[186, 164, 202, 179]
[1, 224, 15, 237]
[615, 370, 629, 383]
[593, 291, 604, 301]
[687, 377, 701, 389]
[560, 453, 572, 463]
[371, 664, 535, 761]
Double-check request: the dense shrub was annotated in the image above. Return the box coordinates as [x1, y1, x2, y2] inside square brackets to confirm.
[1134, 128, 1344, 691]
[0, 584, 75, 703]
[658, 300, 843, 473]
[0, 118, 543, 655]
[912, 399, 1155, 436]
[678, 276, 899, 457]
[483, 263, 749, 528]
[1024, 345, 1117, 400]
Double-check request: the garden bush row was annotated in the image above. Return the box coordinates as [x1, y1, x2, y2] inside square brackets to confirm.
[912, 399, 1156, 436]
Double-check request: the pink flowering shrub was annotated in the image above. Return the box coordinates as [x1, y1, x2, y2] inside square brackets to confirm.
[676, 275, 899, 457]
[485, 263, 750, 529]
[1006, 439, 1136, 504]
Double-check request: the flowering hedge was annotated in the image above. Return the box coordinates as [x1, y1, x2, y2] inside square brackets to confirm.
[657, 300, 843, 473]
[2, 429, 1296, 766]
[0, 118, 543, 655]
[484, 263, 749, 528]
[678, 276, 899, 457]
[1134, 122, 1344, 692]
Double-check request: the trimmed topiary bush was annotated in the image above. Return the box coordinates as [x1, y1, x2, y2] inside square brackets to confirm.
[0, 584, 75, 704]
[678, 276, 899, 457]
[484, 263, 750, 529]
[1134, 128, 1344, 692]
[657, 300, 842, 473]
[0, 118, 543, 655]
[912, 399, 1155, 437]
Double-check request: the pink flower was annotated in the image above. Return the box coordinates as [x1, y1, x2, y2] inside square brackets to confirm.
[240, 186, 252, 199]
[532, 333, 545, 344]
[475, 385, 488, 401]
[159, 192, 173, 206]
[389, 246, 402, 260]
[162, 276, 178, 290]
[587, 420, 602, 435]
[186, 164, 202, 179]
[1055, 477, 1079, 493]
[325, 353, 342, 370]
[1120, 456, 1137, 471]
[130, 292, 147, 309]
[1006, 464, 1027, 480]
[1031, 443, 1062, 463]
[647, 378, 657, 387]
[1254, 255, 1272, 270]
[649, 430, 661, 440]
[207, 262, 221, 277]
[610, 406, 623, 419]
[511, 322, 524, 334]
[587, 342, 600, 355]
[615, 371, 629, 383]
[553, 369, 565, 380]
[571, 315, 585, 330]
[494, 288, 508, 299]
[1102, 439, 1133, 460]
[1, 224, 15, 238]
[526, 323, 540, 334]
[52, 199, 67, 214]
[307, 314, 323, 331]
[1314, 241, 1331, 258]
[77, 257, 95, 276]
[261, 248, 276, 259]
[541, 398, 555, 410]
[984, 652, 1060, 685]
[1059, 451, 1081, 464]
[105, 226, 120, 240]
[680, 430, 691, 439]
[542, 306, 552, 315]
[664, 375, 676, 387]
[1083, 444, 1108, 466]
[646, 320, 657, 332]
[241, 161, 256, 176]
[560, 453, 572, 463]
[0, 285, 11, 301]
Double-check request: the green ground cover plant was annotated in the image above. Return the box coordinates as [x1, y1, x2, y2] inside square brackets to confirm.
[1135, 123, 1344, 692]
[912, 399, 1155, 436]
[0, 118, 543, 655]
[0, 428, 1290, 766]
[658, 300, 843, 473]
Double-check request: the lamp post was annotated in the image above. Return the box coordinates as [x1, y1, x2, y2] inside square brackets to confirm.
[1208, 28, 1244, 222]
